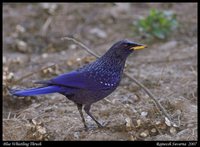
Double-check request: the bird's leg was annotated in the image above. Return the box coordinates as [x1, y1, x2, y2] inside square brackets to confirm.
[84, 104, 103, 128]
[76, 103, 88, 130]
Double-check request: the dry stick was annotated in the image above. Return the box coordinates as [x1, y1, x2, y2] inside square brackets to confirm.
[41, 16, 53, 36]
[62, 36, 177, 127]
[61, 37, 101, 58]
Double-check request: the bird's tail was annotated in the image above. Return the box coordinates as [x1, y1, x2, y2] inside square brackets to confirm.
[9, 86, 64, 97]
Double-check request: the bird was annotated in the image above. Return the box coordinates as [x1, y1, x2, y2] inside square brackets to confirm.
[9, 39, 146, 129]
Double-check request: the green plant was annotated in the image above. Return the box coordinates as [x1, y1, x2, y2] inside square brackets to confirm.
[134, 9, 178, 40]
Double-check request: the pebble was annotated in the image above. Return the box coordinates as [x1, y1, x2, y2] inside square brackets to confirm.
[7, 72, 14, 80]
[67, 60, 73, 66]
[155, 120, 161, 125]
[37, 126, 47, 134]
[151, 128, 157, 133]
[129, 135, 137, 141]
[16, 40, 28, 52]
[74, 132, 80, 139]
[42, 53, 48, 58]
[169, 127, 177, 135]
[69, 44, 76, 49]
[165, 117, 171, 127]
[42, 67, 53, 74]
[40, 3, 58, 14]
[125, 117, 133, 129]
[76, 58, 81, 62]
[16, 24, 25, 33]
[141, 111, 148, 117]
[3, 56, 6, 64]
[32, 119, 37, 125]
[140, 130, 149, 137]
[136, 119, 141, 127]
[159, 124, 167, 130]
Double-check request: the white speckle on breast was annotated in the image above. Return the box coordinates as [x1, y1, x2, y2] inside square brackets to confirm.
[105, 83, 107, 85]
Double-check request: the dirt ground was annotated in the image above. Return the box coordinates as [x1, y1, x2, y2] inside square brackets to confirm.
[3, 3, 197, 141]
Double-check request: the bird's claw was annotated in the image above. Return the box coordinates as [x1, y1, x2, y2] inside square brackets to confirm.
[97, 120, 110, 128]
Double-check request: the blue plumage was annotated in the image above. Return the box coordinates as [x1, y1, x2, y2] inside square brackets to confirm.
[10, 39, 146, 129]
[10, 86, 66, 96]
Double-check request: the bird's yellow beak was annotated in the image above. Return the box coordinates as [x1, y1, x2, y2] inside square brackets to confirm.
[130, 45, 147, 50]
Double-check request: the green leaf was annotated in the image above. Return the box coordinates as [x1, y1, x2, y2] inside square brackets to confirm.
[134, 9, 178, 40]
[153, 29, 166, 39]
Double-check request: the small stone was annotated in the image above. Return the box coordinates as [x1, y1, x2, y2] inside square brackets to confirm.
[125, 117, 133, 129]
[141, 111, 148, 117]
[155, 120, 161, 125]
[16, 25, 25, 33]
[40, 3, 58, 14]
[165, 117, 171, 127]
[42, 53, 48, 58]
[16, 40, 28, 52]
[3, 67, 8, 72]
[76, 58, 81, 62]
[43, 67, 53, 74]
[129, 94, 138, 102]
[140, 130, 149, 137]
[7, 72, 14, 80]
[37, 126, 46, 134]
[151, 128, 157, 133]
[170, 127, 177, 135]
[159, 124, 167, 130]
[74, 132, 80, 139]
[3, 56, 6, 64]
[67, 60, 73, 66]
[136, 119, 141, 127]
[130, 135, 137, 141]
[32, 119, 37, 125]
[69, 44, 76, 49]
[3, 75, 7, 81]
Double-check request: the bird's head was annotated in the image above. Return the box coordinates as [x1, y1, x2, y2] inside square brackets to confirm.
[105, 39, 147, 60]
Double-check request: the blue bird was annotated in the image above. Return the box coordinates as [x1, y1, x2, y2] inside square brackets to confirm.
[10, 40, 146, 129]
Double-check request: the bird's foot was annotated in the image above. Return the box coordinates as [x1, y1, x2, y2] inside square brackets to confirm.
[83, 124, 89, 131]
[97, 123, 103, 128]
[97, 120, 111, 129]
[82, 121, 111, 131]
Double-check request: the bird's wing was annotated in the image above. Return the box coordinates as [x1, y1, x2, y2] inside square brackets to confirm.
[35, 70, 108, 90]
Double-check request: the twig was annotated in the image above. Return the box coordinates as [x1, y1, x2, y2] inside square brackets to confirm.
[7, 112, 11, 120]
[125, 73, 173, 123]
[62, 36, 177, 126]
[61, 37, 100, 58]
[41, 16, 53, 36]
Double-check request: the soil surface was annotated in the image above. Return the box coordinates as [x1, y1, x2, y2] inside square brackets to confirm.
[3, 3, 197, 141]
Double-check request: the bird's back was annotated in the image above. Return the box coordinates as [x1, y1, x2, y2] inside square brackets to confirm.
[64, 58, 124, 104]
